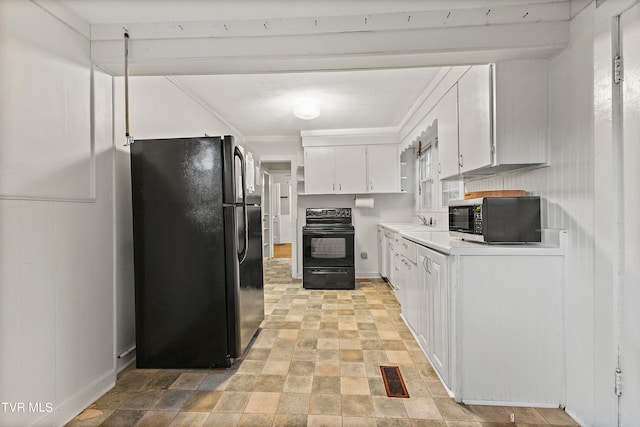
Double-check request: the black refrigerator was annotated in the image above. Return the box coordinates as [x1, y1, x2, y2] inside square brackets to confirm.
[130, 135, 264, 368]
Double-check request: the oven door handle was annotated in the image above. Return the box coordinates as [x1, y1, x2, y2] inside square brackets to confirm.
[309, 269, 350, 274]
[303, 231, 354, 236]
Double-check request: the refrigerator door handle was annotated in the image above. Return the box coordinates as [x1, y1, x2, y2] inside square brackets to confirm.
[235, 146, 249, 264]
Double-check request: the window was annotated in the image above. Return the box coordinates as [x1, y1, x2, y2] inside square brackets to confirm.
[418, 145, 433, 211]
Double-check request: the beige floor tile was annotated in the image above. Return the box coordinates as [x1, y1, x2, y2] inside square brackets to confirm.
[341, 362, 367, 377]
[120, 390, 163, 410]
[135, 410, 177, 427]
[341, 395, 375, 417]
[253, 375, 286, 392]
[182, 391, 223, 412]
[307, 414, 343, 427]
[203, 412, 242, 427]
[276, 392, 310, 415]
[432, 399, 475, 422]
[317, 338, 340, 349]
[244, 392, 281, 414]
[536, 407, 580, 425]
[508, 406, 549, 424]
[340, 338, 363, 350]
[292, 348, 316, 361]
[342, 416, 378, 426]
[403, 397, 442, 420]
[341, 349, 365, 362]
[467, 405, 510, 423]
[169, 373, 207, 390]
[283, 375, 313, 393]
[237, 413, 273, 427]
[311, 376, 341, 395]
[212, 392, 251, 413]
[386, 350, 414, 365]
[225, 374, 258, 392]
[262, 360, 291, 375]
[341, 376, 371, 395]
[309, 393, 342, 416]
[168, 411, 209, 427]
[315, 360, 341, 376]
[288, 360, 315, 376]
[372, 396, 409, 418]
[272, 414, 308, 426]
[316, 348, 340, 361]
[236, 359, 265, 374]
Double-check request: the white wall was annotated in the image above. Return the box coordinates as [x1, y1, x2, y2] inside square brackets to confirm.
[465, 4, 608, 425]
[0, 2, 114, 425]
[112, 75, 236, 369]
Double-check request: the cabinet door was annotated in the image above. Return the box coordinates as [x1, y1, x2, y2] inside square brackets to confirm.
[429, 250, 449, 384]
[367, 144, 399, 193]
[417, 252, 432, 354]
[436, 84, 460, 179]
[457, 65, 493, 173]
[304, 147, 335, 194]
[404, 260, 419, 333]
[335, 146, 367, 193]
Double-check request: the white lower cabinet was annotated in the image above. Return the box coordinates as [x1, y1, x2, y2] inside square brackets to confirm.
[395, 230, 566, 406]
[417, 245, 450, 385]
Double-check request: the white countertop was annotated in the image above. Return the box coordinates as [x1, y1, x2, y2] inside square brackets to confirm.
[379, 223, 566, 256]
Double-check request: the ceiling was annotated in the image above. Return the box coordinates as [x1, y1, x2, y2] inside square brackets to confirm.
[53, 0, 577, 139]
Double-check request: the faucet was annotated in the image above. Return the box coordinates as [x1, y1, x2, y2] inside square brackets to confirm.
[417, 214, 433, 226]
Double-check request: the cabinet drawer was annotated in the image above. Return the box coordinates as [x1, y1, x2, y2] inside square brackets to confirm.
[396, 237, 417, 263]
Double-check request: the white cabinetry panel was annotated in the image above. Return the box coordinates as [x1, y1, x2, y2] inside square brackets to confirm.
[304, 147, 335, 194]
[457, 255, 563, 404]
[335, 145, 366, 193]
[436, 85, 460, 180]
[367, 144, 400, 192]
[457, 65, 493, 174]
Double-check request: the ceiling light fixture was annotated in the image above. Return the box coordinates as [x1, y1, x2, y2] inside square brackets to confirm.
[293, 97, 320, 120]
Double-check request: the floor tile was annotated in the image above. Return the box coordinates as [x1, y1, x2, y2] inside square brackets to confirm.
[244, 392, 281, 414]
[309, 393, 342, 416]
[276, 392, 310, 415]
[168, 411, 209, 427]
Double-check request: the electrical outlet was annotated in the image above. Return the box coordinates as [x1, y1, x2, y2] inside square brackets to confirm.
[509, 413, 515, 423]
[360, 251, 368, 259]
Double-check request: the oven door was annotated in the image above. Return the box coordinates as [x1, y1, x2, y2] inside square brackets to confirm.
[303, 229, 354, 268]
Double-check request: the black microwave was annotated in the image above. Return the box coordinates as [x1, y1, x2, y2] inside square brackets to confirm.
[448, 197, 542, 243]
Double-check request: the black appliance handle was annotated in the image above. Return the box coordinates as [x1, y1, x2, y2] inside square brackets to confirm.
[310, 269, 349, 274]
[234, 146, 249, 264]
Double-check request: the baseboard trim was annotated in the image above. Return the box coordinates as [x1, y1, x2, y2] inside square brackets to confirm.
[35, 369, 116, 427]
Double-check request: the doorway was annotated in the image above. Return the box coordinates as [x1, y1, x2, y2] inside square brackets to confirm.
[262, 161, 293, 259]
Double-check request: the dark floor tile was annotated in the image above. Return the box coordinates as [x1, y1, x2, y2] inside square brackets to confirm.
[100, 409, 146, 426]
[119, 390, 163, 410]
[152, 389, 193, 411]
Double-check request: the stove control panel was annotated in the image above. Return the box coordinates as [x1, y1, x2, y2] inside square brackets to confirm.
[306, 208, 352, 219]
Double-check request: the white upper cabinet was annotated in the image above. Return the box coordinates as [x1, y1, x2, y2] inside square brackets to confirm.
[435, 85, 460, 180]
[304, 143, 400, 194]
[457, 65, 493, 174]
[335, 146, 367, 193]
[439, 61, 548, 179]
[304, 147, 335, 194]
[367, 144, 400, 193]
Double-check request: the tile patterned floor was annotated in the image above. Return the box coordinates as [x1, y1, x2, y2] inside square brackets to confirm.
[67, 259, 579, 427]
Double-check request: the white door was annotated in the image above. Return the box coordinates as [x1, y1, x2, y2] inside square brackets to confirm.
[271, 183, 280, 244]
[620, 4, 640, 424]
